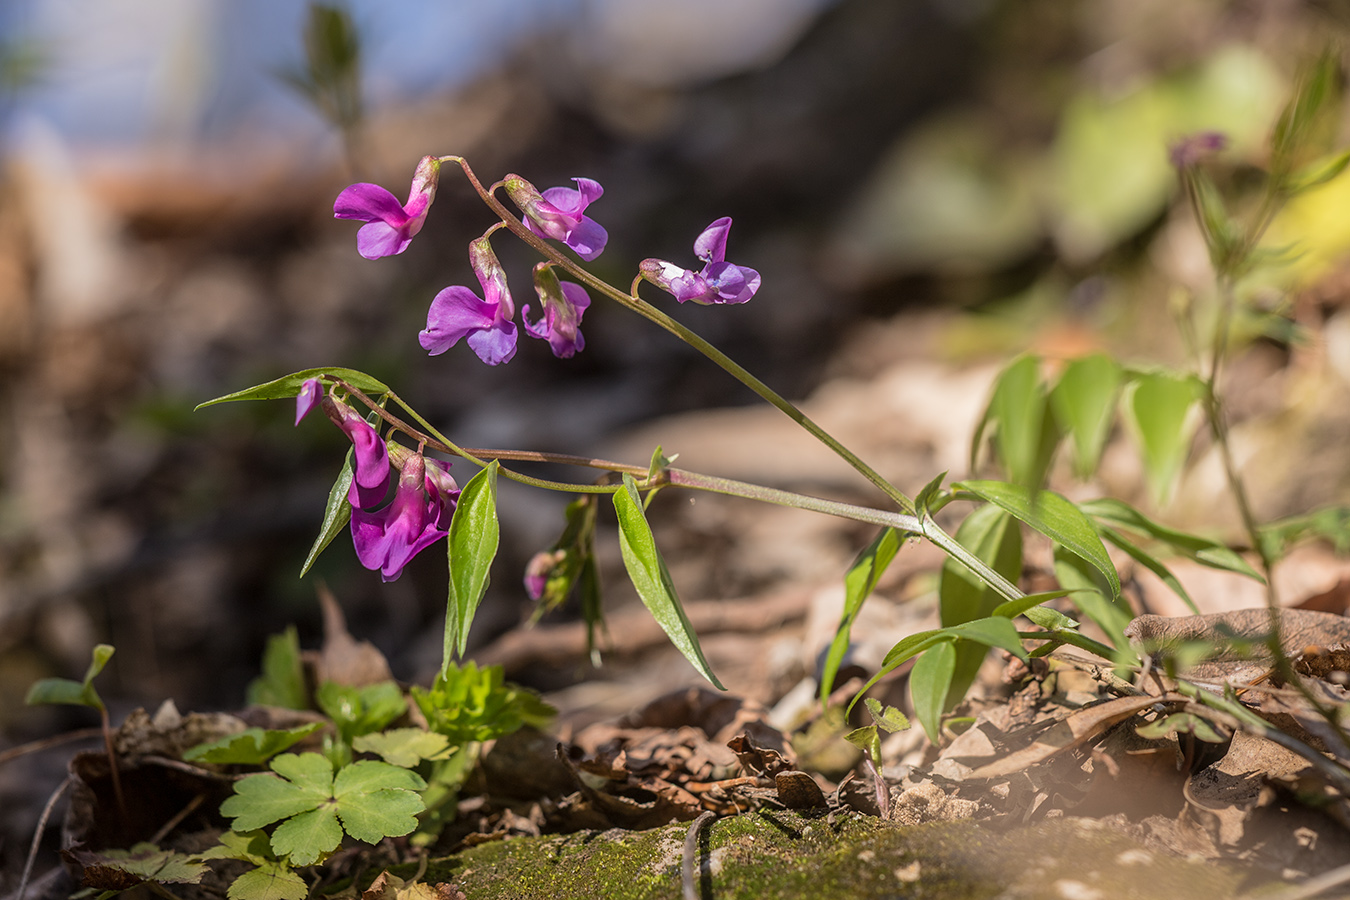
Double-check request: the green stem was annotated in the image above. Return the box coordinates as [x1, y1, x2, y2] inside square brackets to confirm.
[442, 156, 917, 518]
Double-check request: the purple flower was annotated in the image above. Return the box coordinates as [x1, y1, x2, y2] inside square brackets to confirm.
[504, 175, 608, 261]
[351, 450, 456, 582]
[295, 377, 323, 425]
[334, 155, 441, 259]
[523, 549, 565, 601]
[522, 263, 589, 358]
[419, 234, 518, 365]
[323, 397, 391, 508]
[639, 217, 760, 305]
[1169, 131, 1227, 169]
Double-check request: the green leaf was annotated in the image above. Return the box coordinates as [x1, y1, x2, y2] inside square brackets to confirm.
[444, 461, 500, 666]
[69, 842, 208, 886]
[948, 616, 1029, 660]
[938, 504, 1023, 711]
[269, 807, 342, 866]
[411, 660, 554, 746]
[352, 728, 452, 768]
[1081, 497, 1260, 580]
[613, 473, 724, 690]
[183, 724, 322, 766]
[331, 760, 426, 843]
[820, 527, 904, 702]
[195, 367, 388, 410]
[957, 480, 1120, 598]
[914, 472, 948, 517]
[986, 355, 1058, 491]
[990, 589, 1075, 620]
[1136, 712, 1228, 743]
[911, 641, 957, 744]
[1050, 354, 1123, 478]
[194, 830, 276, 864]
[246, 628, 308, 710]
[301, 456, 355, 577]
[1271, 49, 1342, 179]
[865, 697, 911, 734]
[316, 680, 407, 742]
[1121, 370, 1203, 504]
[844, 725, 881, 766]
[220, 753, 334, 833]
[1100, 526, 1200, 615]
[1286, 148, 1350, 193]
[25, 643, 114, 711]
[227, 862, 309, 900]
[1052, 546, 1131, 651]
[1260, 505, 1350, 559]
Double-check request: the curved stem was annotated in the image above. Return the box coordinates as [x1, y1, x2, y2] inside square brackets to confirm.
[442, 156, 916, 518]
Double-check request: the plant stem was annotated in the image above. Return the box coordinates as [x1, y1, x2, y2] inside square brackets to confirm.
[442, 157, 917, 518]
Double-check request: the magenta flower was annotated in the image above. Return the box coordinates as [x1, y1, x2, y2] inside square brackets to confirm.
[323, 397, 391, 508]
[351, 450, 456, 582]
[334, 155, 441, 259]
[295, 377, 323, 425]
[504, 175, 608, 261]
[639, 217, 760, 305]
[1169, 131, 1227, 169]
[522, 263, 589, 358]
[419, 234, 518, 366]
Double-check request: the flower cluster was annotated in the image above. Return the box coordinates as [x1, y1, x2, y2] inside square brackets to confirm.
[297, 379, 459, 582]
[332, 159, 760, 370]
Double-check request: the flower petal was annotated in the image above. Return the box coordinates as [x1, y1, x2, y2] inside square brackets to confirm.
[355, 221, 411, 260]
[295, 378, 323, 425]
[703, 261, 760, 304]
[466, 320, 518, 366]
[563, 216, 608, 261]
[334, 183, 409, 224]
[693, 217, 732, 264]
[419, 286, 498, 355]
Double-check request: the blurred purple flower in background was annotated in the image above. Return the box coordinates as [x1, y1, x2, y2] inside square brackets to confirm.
[639, 217, 760, 305]
[505, 175, 608, 260]
[334, 155, 441, 259]
[420, 234, 519, 365]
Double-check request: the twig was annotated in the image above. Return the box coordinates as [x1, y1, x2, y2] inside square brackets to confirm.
[149, 792, 207, 845]
[682, 810, 716, 900]
[0, 727, 104, 766]
[18, 775, 71, 900]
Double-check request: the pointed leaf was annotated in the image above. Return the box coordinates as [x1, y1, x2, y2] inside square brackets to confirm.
[183, 724, 322, 766]
[957, 480, 1119, 598]
[988, 355, 1057, 490]
[1050, 354, 1122, 478]
[300, 456, 354, 577]
[1121, 371, 1203, 504]
[1100, 526, 1200, 614]
[26, 644, 114, 710]
[1052, 547, 1131, 651]
[1080, 496, 1260, 580]
[991, 589, 1075, 620]
[444, 461, 500, 666]
[613, 474, 724, 689]
[352, 728, 452, 768]
[226, 863, 308, 900]
[949, 616, 1029, 659]
[246, 628, 307, 710]
[195, 368, 389, 410]
[820, 526, 903, 701]
[911, 641, 957, 743]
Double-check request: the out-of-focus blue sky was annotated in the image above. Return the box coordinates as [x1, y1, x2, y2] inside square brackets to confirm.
[0, 0, 833, 149]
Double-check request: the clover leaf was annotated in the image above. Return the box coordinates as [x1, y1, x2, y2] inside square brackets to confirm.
[219, 752, 426, 866]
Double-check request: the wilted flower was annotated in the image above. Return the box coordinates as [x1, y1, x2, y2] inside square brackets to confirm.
[639, 217, 760, 305]
[419, 234, 518, 366]
[334, 155, 441, 259]
[504, 175, 608, 261]
[294, 377, 323, 425]
[522, 263, 589, 358]
[523, 549, 566, 601]
[350, 450, 455, 582]
[323, 396, 390, 508]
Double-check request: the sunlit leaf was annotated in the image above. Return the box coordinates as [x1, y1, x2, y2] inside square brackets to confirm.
[613, 474, 723, 689]
[1081, 496, 1260, 580]
[183, 724, 323, 766]
[1050, 354, 1122, 478]
[301, 455, 354, 577]
[195, 368, 388, 409]
[1121, 371, 1204, 504]
[246, 627, 308, 710]
[820, 527, 903, 702]
[25, 643, 114, 711]
[911, 641, 957, 744]
[444, 461, 500, 666]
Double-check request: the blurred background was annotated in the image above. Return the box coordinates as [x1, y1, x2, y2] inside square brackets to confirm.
[7, 0, 1350, 875]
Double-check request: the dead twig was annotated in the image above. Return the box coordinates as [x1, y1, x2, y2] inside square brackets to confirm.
[18, 775, 71, 900]
[682, 810, 716, 900]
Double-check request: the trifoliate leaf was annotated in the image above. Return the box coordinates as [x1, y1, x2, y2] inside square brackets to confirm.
[332, 760, 426, 844]
[220, 753, 334, 834]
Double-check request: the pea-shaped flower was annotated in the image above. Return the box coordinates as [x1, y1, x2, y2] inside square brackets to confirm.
[522, 263, 589, 358]
[334, 155, 440, 259]
[504, 175, 608, 261]
[639, 217, 759, 305]
[419, 234, 518, 366]
[350, 449, 458, 583]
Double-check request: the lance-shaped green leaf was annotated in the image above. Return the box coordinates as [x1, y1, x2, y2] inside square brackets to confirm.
[613, 473, 724, 690]
[980, 355, 1059, 491]
[957, 480, 1120, 598]
[820, 526, 904, 702]
[443, 461, 500, 667]
[195, 367, 389, 409]
[1121, 370, 1203, 504]
[1050, 354, 1122, 478]
[300, 456, 354, 577]
[1260, 505, 1350, 560]
[26, 643, 114, 710]
[1271, 49, 1342, 180]
[1079, 496, 1260, 580]
[246, 627, 308, 710]
[1052, 546, 1131, 651]
[851, 616, 1024, 710]
[1100, 525, 1199, 614]
[910, 641, 958, 744]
